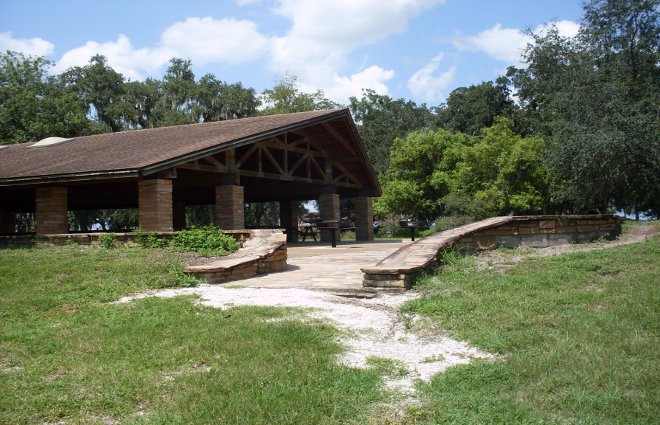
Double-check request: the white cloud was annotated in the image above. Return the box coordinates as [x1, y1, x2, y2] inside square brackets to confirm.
[273, 0, 444, 50]
[160, 17, 268, 65]
[31, 0, 447, 104]
[268, 0, 444, 103]
[0, 32, 55, 57]
[453, 24, 528, 64]
[53, 35, 165, 80]
[453, 20, 580, 66]
[323, 66, 396, 101]
[52, 17, 268, 80]
[407, 53, 456, 103]
[538, 20, 580, 38]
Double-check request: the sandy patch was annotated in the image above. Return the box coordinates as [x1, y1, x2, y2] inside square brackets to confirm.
[115, 287, 493, 392]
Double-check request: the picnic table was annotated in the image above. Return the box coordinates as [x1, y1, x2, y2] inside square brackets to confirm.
[315, 220, 357, 247]
[399, 219, 420, 241]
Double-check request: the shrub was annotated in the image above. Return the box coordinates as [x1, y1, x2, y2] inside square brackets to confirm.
[171, 225, 239, 256]
[98, 233, 117, 249]
[133, 228, 167, 248]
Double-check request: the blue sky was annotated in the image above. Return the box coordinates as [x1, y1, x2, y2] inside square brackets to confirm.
[0, 0, 584, 106]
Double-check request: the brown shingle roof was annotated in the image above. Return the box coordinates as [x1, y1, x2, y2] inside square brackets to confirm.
[0, 109, 357, 184]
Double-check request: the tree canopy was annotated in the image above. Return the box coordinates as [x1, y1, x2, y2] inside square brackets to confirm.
[260, 74, 338, 115]
[509, 0, 659, 216]
[434, 79, 518, 135]
[349, 89, 433, 176]
[376, 117, 548, 220]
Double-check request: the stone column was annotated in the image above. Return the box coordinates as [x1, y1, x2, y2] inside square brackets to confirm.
[215, 185, 244, 230]
[280, 200, 299, 243]
[319, 192, 340, 243]
[354, 196, 374, 241]
[35, 186, 68, 235]
[0, 212, 17, 234]
[173, 200, 187, 230]
[138, 179, 173, 232]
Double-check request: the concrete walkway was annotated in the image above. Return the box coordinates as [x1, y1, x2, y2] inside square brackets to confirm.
[227, 240, 410, 294]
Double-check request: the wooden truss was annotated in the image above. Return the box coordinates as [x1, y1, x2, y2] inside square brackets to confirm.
[177, 132, 363, 188]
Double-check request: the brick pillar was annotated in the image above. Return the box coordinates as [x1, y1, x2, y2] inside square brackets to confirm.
[354, 197, 374, 241]
[138, 179, 173, 232]
[215, 185, 244, 230]
[173, 200, 186, 230]
[280, 200, 299, 243]
[319, 193, 340, 243]
[0, 212, 16, 234]
[35, 186, 68, 235]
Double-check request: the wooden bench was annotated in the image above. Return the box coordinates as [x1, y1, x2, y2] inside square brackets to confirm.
[184, 230, 287, 283]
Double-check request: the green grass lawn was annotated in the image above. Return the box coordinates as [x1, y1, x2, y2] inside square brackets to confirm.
[0, 244, 384, 424]
[2, 229, 658, 424]
[403, 233, 659, 424]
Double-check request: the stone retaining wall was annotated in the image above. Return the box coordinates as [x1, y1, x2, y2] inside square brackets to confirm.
[0, 229, 251, 249]
[455, 215, 621, 252]
[362, 215, 622, 289]
[183, 230, 287, 283]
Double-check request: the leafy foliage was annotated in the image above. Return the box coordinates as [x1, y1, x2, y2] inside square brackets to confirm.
[0, 53, 262, 144]
[434, 79, 519, 135]
[259, 74, 338, 115]
[376, 118, 548, 220]
[170, 225, 239, 256]
[375, 129, 469, 220]
[98, 233, 118, 249]
[0, 52, 100, 144]
[133, 228, 168, 249]
[349, 89, 434, 176]
[509, 0, 660, 215]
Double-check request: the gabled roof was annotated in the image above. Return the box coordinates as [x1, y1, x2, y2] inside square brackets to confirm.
[0, 109, 378, 192]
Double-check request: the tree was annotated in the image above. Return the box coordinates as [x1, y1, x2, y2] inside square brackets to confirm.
[375, 129, 469, 220]
[123, 78, 163, 129]
[376, 118, 549, 220]
[60, 55, 127, 132]
[159, 58, 197, 126]
[349, 89, 433, 176]
[434, 79, 518, 135]
[260, 74, 338, 115]
[445, 117, 548, 218]
[0, 51, 97, 144]
[509, 0, 659, 215]
[196, 74, 259, 121]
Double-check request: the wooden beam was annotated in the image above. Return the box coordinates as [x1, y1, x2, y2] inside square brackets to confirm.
[201, 155, 222, 167]
[236, 144, 259, 168]
[309, 155, 326, 180]
[177, 163, 226, 174]
[262, 145, 285, 175]
[288, 154, 308, 177]
[322, 122, 357, 155]
[261, 140, 326, 157]
[333, 163, 363, 186]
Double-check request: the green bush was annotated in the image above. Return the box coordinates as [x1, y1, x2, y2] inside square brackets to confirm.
[133, 228, 167, 248]
[171, 225, 239, 256]
[98, 233, 117, 249]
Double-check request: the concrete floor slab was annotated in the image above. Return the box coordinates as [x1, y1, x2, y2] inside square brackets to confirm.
[225, 240, 410, 294]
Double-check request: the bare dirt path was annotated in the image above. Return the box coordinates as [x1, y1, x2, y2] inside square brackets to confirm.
[116, 223, 658, 394]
